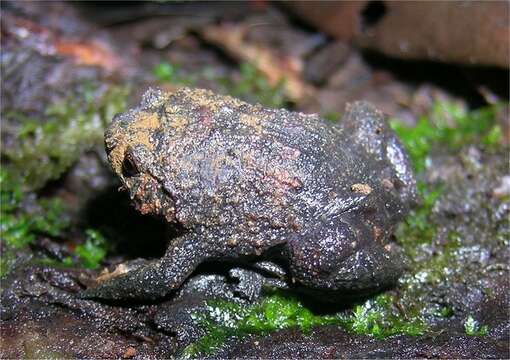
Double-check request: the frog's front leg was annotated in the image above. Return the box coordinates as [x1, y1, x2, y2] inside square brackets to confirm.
[82, 232, 206, 301]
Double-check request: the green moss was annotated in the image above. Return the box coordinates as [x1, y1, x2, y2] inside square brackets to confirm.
[390, 101, 503, 272]
[394, 183, 442, 259]
[390, 101, 504, 173]
[183, 292, 425, 358]
[344, 294, 425, 338]
[153, 61, 287, 108]
[0, 169, 71, 276]
[0, 81, 127, 276]
[0, 170, 70, 250]
[2, 83, 129, 191]
[36, 256, 74, 268]
[153, 62, 193, 85]
[0, 248, 19, 279]
[463, 315, 488, 336]
[322, 111, 341, 122]
[390, 180, 459, 323]
[182, 294, 335, 357]
[388, 101, 508, 325]
[0, 168, 109, 275]
[435, 306, 454, 318]
[74, 229, 109, 269]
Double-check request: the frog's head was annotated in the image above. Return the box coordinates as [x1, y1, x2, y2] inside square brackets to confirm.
[105, 89, 177, 222]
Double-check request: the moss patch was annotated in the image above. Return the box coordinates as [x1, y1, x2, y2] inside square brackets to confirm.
[74, 229, 109, 269]
[182, 292, 425, 358]
[388, 101, 507, 328]
[1, 83, 128, 191]
[390, 101, 504, 172]
[0, 170, 70, 276]
[0, 170, 111, 276]
[345, 294, 425, 338]
[463, 315, 488, 336]
[0, 81, 128, 277]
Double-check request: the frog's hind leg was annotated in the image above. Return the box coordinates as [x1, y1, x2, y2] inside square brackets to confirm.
[286, 219, 402, 297]
[81, 232, 206, 301]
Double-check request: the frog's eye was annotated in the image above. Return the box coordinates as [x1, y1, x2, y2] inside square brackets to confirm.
[122, 152, 140, 177]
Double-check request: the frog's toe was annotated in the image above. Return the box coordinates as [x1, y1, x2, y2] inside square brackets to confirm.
[81, 261, 171, 301]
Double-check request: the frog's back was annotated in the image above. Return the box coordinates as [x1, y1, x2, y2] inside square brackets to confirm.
[154, 89, 350, 229]
[151, 88, 413, 237]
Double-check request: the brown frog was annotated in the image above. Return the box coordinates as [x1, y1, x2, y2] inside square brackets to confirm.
[84, 87, 417, 301]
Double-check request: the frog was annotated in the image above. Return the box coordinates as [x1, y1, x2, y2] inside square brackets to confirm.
[83, 87, 417, 301]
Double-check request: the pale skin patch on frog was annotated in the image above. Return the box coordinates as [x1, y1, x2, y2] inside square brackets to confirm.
[179, 87, 245, 114]
[372, 225, 383, 242]
[239, 150, 301, 195]
[239, 113, 263, 133]
[128, 113, 159, 149]
[131, 112, 161, 130]
[163, 102, 190, 129]
[351, 183, 373, 195]
[267, 168, 303, 190]
[282, 146, 301, 160]
[168, 114, 189, 132]
[96, 263, 130, 283]
[164, 103, 179, 115]
[108, 132, 128, 174]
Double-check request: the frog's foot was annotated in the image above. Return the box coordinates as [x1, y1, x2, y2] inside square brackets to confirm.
[250, 260, 287, 279]
[81, 259, 172, 300]
[82, 233, 205, 301]
[229, 266, 288, 301]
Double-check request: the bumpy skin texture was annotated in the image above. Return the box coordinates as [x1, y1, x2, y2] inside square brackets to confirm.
[84, 87, 417, 301]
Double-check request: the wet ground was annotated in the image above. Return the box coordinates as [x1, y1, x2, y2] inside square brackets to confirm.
[1, 2, 509, 359]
